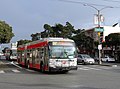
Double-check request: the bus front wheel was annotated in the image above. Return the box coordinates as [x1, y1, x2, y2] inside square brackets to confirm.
[40, 62, 45, 73]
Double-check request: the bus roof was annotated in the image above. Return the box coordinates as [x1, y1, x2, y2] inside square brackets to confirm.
[26, 37, 74, 45]
[18, 37, 74, 50]
[43, 37, 74, 42]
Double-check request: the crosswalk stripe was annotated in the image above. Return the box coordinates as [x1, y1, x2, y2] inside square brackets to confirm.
[99, 66, 111, 69]
[85, 67, 101, 70]
[78, 66, 101, 70]
[0, 70, 5, 73]
[78, 68, 89, 70]
[0, 69, 35, 74]
[0, 70, 21, 73]
[12, 69, 20, 73]
[83, 66, 101, 70]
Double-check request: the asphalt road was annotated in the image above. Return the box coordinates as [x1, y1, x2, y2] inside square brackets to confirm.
[0, 59, 120, 89]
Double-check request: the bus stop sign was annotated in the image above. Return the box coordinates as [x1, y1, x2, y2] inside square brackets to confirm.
[98, 44, 102, 50]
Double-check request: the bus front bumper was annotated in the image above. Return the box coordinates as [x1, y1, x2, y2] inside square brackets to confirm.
[49, 66, 77, 72]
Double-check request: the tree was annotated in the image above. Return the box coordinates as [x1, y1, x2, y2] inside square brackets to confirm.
[31, 22, 95, 55]
[43, 22, 76, 38]
[43, 24, 53, 37]
[0, 20, 14, 43]
[31, 33, 42, 41]
[105, 33, 120, 48]
[17, 39, 32, 47]
[72, 31, 94, 54]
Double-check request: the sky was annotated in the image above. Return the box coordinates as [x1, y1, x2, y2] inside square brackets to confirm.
[0, 0, 120, 43]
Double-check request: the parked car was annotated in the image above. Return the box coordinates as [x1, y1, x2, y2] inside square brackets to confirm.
[77, 54, 95, 64]
[101, 55, 115, 62]
[10, 55, 17, 61]
[0, 54, 6, 60]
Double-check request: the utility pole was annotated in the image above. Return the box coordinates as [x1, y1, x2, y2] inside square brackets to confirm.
[84, 4, 113, 64]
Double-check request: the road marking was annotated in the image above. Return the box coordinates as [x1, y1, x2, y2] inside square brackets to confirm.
[0, 61, 4, 64]
[83, 66, 101, 70]
[78, 66, 101, 70]
[12, 69, 20, 73]
[10, 61, 37, 73]
[25, 69, 36, 72]
[112, 65, 117, 67]
[10, 61, 23, 69]
[78, 68, 89, 70]
[0, 70, 5, 73]
[0, 70, 20, 73]
[98, 66, 112, 69]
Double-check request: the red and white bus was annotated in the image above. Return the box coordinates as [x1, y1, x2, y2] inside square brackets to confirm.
[17, 38, 77, 73]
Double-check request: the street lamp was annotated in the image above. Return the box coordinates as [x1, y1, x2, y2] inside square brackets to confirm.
[84, 4, 113, 27]
[84, 4, 113, 64]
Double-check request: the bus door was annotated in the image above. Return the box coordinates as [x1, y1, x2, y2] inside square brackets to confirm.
[44, 46, 49, 71]
[32, 49, 36, 68]
[34, 48, 40, 69]
[39, 47, 49, 71]
[21, 51, 25, 65]
[39, 47, 45, 68]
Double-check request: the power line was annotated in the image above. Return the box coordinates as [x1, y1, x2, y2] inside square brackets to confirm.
[58, 0, 120, 8]
[103, 0, 120, 3]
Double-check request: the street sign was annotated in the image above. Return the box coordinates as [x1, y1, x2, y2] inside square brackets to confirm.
[98, 44, 102, 50]
[95, 28, 104, 32]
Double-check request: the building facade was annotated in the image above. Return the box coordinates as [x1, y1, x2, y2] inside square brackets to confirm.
[84, 25, 120, 62]
[85, 26, 120, 43]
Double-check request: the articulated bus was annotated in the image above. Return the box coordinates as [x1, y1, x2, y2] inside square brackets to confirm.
[17, 38, 77, 73]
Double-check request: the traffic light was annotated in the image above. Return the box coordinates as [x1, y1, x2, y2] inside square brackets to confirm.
[100, 32, 103, 43]
[100, 32, 103, 37]
[97, 32, 100, 37]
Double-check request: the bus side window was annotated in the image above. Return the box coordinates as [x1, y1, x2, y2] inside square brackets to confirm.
[29, 50, 32, 58]
[22, 53, 24, 57]
[37, 48, 40, 58]
[30, 52, 32, 58]
[40, 47, 44, 60]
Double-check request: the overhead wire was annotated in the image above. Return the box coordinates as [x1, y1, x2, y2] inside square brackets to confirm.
[58, 0, 120, 8]
[103, 0, 120, 3]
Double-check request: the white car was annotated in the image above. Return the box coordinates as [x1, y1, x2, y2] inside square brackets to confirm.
[0, 54, 6, 60]
[77, 54, 95, 64]
[10, 55, 17, 61]
[101, 56, 115, 62]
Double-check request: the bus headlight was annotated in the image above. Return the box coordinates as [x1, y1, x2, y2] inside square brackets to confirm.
[49, 59, 56, 67]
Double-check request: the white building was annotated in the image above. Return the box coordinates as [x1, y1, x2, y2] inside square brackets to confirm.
[103, 25, 120, 41]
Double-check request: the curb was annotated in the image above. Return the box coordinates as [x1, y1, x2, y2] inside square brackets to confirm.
[99, 64, 118, 67]
[94, 62, 118, 67]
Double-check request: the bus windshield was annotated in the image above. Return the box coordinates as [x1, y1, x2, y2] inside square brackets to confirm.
[50, 46, 76, 59]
